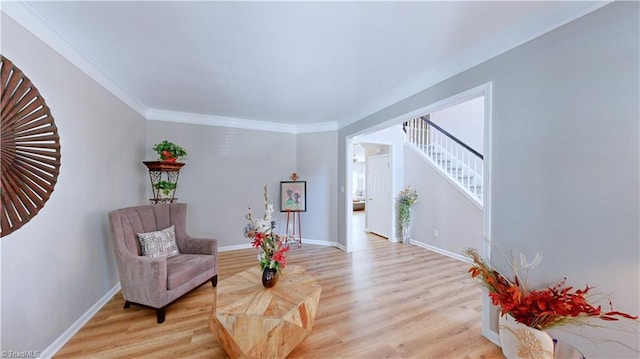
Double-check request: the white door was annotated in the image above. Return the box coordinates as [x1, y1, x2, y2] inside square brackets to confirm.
[366, 154, 391, 238]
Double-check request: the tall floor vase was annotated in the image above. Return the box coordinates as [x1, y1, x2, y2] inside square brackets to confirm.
[499, 314, 554, 359]
[400, 208, 412, 244]
[401, 222, 411, 244]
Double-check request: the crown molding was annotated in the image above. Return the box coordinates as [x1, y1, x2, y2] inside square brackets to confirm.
[146, 109, 337, 134]
[2, 1, 338, 135]
[1, 1, 148, 117]
[336, 1, 610, 129]
[295, 121, 339, 134]
[146, 109, 298, 134]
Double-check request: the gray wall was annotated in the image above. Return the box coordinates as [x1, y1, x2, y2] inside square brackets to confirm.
[145, 121, 297, 247]
[404, 146, 483, 255]
[1, 14, 147, 353]
[339, 3, 639, 356]
[144, 125, 339, 248]
[296, 132, 338, 244]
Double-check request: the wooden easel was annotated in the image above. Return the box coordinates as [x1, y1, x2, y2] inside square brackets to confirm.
[285, 210, 302, 248]
[284, 172, 302, 247]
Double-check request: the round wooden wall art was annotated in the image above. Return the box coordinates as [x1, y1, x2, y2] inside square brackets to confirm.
[1, 55, 61, 238]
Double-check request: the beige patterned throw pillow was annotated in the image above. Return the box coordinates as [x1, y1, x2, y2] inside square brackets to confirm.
[137, 225, 180, 258]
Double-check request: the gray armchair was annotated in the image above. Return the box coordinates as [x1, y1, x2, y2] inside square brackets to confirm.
[108, 203, 218, 323]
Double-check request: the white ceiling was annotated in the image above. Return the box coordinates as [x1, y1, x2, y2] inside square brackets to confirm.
[2, 1, 606, 131]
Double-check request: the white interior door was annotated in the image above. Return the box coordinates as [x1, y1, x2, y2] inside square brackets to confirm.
[366, 154, 391, 238]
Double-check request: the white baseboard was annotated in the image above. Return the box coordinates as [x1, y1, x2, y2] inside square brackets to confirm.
[41, 282, 121, 358]
[218, 243, 252, 252]
[299, 238, 341, 249]
[219, 239, 343, 252]
[409, 240, 470, 263]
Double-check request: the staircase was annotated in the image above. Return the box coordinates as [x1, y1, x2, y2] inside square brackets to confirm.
[404, 116, 483, 205]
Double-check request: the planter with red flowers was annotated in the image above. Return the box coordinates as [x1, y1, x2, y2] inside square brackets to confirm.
[464, 247, 638, 359]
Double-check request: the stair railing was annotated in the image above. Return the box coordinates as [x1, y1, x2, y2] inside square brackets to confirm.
[404, 116, 484, 204]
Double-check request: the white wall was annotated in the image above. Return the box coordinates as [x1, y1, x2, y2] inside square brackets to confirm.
[430, 96, 484, 155]
[338, 3, 639, 357]
[145, 121, 297, 247]
[404, 146, 483, 255]
[1, 14, 147, 353]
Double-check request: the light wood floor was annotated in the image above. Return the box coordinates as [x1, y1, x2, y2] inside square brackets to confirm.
[55, 212, 502, 358]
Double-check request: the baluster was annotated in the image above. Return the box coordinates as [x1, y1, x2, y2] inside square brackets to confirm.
[460, 146, 464, 185]
[407, 120, 413, 143]
[446, 138, 450, 172]
[435, 130, 439, 161]
[414, 118, 418, 145]
[421, 118, 425, 151]
[412, 119, 416, 144]
[479, 158, 484, 201]
[424, 119, 428, 151]
[447, 137, 451, 172]
[424, 122, 431, 151]
[430, 128, 434, 159]
[455, 143, 459, 180]
[418, 118, 423, 150]
[468, 152, 472, 188]
[473, 157, 478, 198]
[441, 135, 444, 167]
[433, 130, 438, 161]
[439, 133, 442, 165]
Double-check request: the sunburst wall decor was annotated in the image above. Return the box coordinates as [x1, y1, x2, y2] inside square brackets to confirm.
[1, 55, 61, 237]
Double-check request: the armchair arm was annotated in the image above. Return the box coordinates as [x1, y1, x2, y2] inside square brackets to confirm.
[118, 252, 168, 308]
[180, 236, 218, 256]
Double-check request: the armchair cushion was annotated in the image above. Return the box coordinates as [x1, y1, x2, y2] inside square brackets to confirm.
[166, 254, 216, 290]
[137, 225, 180, 259]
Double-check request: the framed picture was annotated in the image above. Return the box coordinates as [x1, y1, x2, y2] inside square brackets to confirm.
[280, 181, 306, 212]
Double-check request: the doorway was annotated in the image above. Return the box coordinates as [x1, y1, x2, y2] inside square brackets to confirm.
[349, 136, 396, 251]
[344, 82, 494, 343]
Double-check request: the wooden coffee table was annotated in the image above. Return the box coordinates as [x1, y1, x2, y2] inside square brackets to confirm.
[209, 265, 322, 359]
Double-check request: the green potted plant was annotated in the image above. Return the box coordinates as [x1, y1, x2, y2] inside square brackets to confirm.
[153, 180, 177, 198]
[152, 140, 187, 162]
